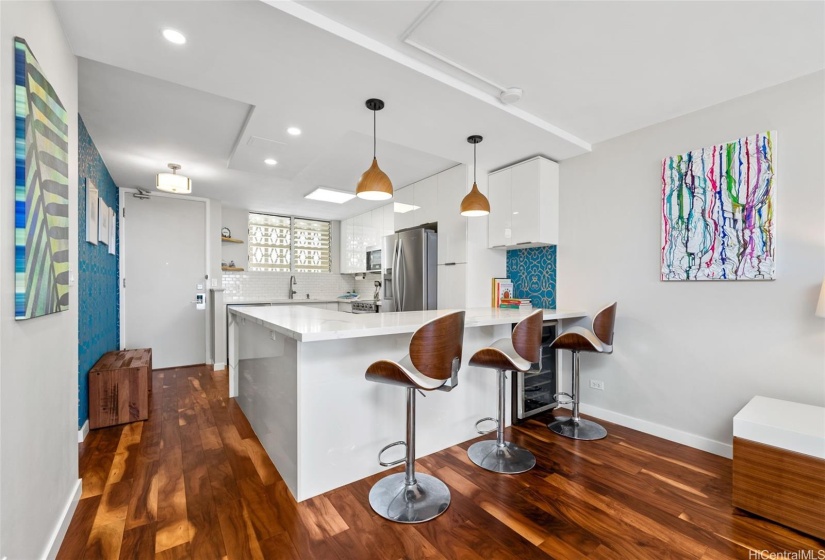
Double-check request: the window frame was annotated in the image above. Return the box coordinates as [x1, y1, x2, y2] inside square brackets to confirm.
[247, 211, 332, 273]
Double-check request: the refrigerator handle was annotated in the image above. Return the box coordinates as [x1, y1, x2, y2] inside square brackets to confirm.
[396, 239, 404, 312]
[391, 238, 401, 312]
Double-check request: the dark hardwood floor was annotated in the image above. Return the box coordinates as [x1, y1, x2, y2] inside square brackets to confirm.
[58, 365, 824, 559]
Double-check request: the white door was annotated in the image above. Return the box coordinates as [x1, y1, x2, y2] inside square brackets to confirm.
[124, 195, 207, 368]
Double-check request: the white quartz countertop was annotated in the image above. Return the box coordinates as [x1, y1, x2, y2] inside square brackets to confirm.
[227, 298, 343, 305]
[229, 305, 586, 342]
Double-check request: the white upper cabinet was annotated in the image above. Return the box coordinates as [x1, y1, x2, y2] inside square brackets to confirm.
[488, 156, 559, 249]
[382, 204, 394, 238]
[393, 186, 415, 231]
[488, 169, 512, 248]
[436, 165, 468, 264]
[413, 175, 438, 226]
[339, 217, 357, 273]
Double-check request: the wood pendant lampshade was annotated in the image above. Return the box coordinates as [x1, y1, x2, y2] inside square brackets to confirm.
[461, 135, 490, 217]
[357, 157, 392, 200]
[356, 99, 393, 201]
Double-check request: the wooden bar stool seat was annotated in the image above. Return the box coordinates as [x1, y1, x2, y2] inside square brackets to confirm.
[466, 309, 543, 474]
[548, 302, 617, 441]
[365, 311, 466, 523]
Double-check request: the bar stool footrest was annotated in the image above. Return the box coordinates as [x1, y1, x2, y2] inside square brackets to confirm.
[474, 417, 498, 435]
[378, 440, 407, 467]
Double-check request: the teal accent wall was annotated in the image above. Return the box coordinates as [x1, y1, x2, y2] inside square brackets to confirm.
[78, 116, 120, 429]
[506, 245, 557, 309]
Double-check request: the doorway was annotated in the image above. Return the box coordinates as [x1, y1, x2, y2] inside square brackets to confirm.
[121, 191, 208, 369]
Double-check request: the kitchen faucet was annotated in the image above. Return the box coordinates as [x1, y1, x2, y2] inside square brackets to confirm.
[289, 275, 297, 299]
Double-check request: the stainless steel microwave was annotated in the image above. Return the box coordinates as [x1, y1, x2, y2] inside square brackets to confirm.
[366, 246, 381, 271]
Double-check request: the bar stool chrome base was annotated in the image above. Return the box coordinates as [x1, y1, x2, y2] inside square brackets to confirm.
[547, 416, 607, 441]
[368, 472, 450, 523]
[467, 440, 536, 474]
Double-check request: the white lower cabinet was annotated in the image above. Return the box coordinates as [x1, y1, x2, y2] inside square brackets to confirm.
[437, 263, 466, 310]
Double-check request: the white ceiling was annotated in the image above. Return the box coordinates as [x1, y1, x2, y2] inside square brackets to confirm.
[300, 0, 825, 143]
[55, 0, 824, 220]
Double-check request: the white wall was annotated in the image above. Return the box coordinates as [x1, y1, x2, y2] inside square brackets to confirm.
[0, 1, 81, 558]
[558, 71, 825, 456]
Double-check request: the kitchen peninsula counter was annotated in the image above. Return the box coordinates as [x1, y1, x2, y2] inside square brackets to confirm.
[228, 305, 585, 501]
[229, 305, 586, 342]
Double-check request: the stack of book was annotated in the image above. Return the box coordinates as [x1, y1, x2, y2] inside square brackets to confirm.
[499, 298, 532, 309]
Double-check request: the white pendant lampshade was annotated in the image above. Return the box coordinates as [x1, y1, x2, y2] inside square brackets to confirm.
[816, 278, 825, 318]
[156, 163, 192, 194]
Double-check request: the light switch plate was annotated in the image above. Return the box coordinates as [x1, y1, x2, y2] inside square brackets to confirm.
[197, 283, 204, 290]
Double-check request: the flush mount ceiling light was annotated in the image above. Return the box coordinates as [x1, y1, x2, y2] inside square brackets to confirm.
[264, 158, 278, 165]
[162, 28, 187, 45]
[304, 187, 355, 204]
[460, 135, 490, 217]
[356, 98, 393, 201]
[156, 163, 192, 194]
[393, 202, 420, 214]
[287, 127, 302, 136]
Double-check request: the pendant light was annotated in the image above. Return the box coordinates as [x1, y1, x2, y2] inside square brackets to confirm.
[156, 163, 192, 194]
[460, 135, 490, 217]
[356, 98, 393, 200]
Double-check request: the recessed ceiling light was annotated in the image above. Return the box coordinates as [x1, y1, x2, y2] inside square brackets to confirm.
[393, 202, 420, 214]
[305, 187, 355, 204]
[287, 127, 302, 136]
[162, 29, 187, 45]
[264, 158, 277, 165]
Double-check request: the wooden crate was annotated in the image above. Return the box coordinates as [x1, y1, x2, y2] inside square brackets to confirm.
[89, 348, 152, 430]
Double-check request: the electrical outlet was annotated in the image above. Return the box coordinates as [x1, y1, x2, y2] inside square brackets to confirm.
[590, 379, 605, 391]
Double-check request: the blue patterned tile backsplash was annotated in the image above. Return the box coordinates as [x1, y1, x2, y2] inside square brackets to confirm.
[78, 116, 120, 429]
[506, 246, 557, 309]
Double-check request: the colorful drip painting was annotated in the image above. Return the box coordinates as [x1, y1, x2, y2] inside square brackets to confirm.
[15, 37, 71, 318]
[661, 131, 776, 281]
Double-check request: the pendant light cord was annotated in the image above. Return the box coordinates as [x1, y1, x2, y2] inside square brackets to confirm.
[473, 141, 477, 183]
[373, 110, 377, 158]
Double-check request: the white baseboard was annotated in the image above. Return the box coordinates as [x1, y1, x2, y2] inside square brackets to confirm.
[213, 362, 226, 371]
[42, 479, 82, 560]
[567, 403, 733, 459]
[77, 419, 89, 443]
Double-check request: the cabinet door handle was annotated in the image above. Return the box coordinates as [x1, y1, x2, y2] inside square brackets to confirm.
[492, 244, 506, 248]
[517, 241, 532, 245]
[445, 262, 456, 266]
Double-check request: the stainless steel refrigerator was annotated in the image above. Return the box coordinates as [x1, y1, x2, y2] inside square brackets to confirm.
[382, 228, 437, 312]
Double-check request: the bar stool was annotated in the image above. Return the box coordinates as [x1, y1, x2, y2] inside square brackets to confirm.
[365, 311, 465, 523]
[548, 302, 617, 441]
[467, 309, 543, 474]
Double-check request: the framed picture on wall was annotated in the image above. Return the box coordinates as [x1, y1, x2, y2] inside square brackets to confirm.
[98, 198, 109, 246]
[86, 180, 98, 245]
[108, 207, 116, 255]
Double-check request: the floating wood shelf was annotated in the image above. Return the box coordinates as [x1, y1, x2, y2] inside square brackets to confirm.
[221, 236, 244, 243]
[222, 266, 244, 271]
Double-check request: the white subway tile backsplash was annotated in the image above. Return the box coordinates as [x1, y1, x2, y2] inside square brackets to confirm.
[222, 271, 357, 302]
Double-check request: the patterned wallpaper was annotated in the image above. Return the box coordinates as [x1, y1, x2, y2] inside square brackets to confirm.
[506, 245, 557, 309]
[78, 116, 120, 429]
